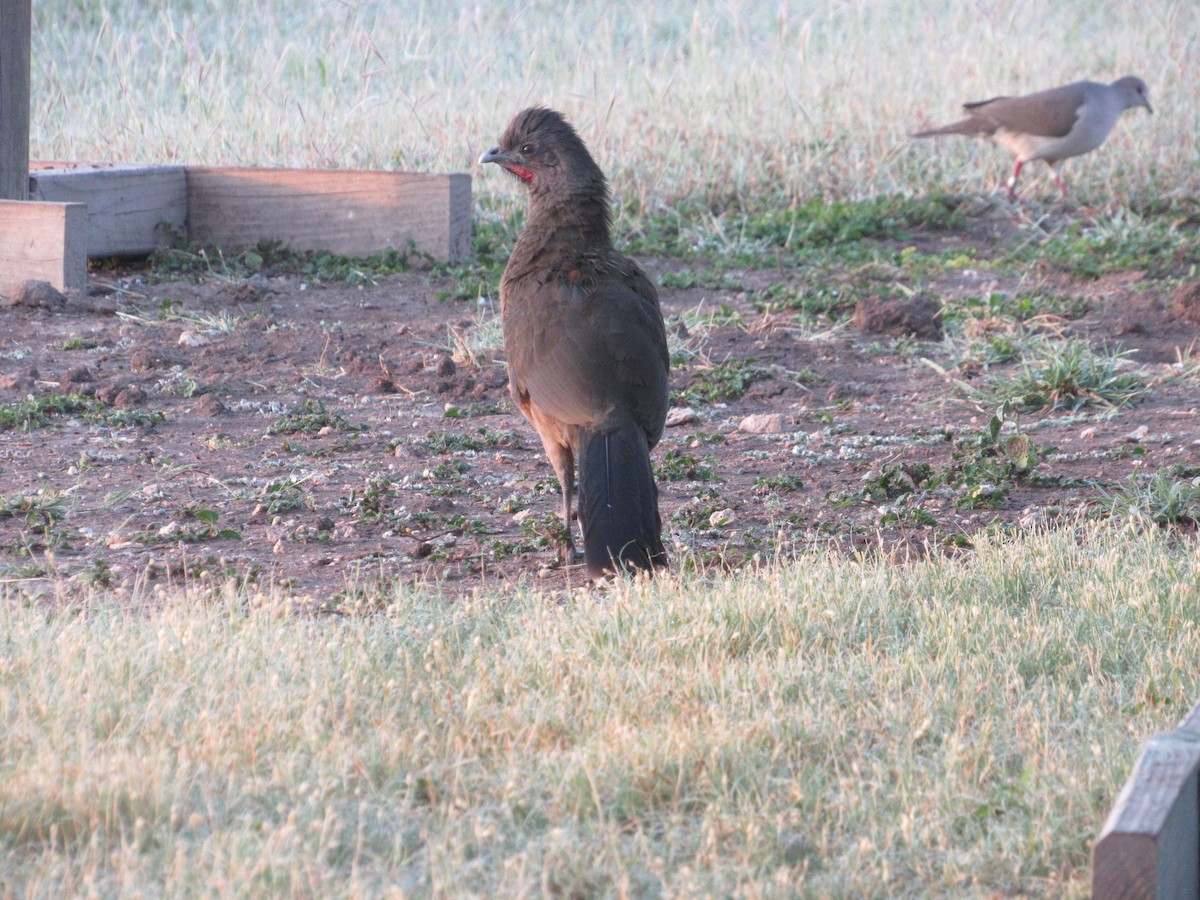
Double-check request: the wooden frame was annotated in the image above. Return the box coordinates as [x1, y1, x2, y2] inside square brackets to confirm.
[1094, 700, 1200, 898]
[2, 164, 472, 292]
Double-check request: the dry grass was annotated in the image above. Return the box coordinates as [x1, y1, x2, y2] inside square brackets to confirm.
[15, 4, 1200, 894]
[2, 525, 1197, 895]
[32, 1, 1198, 217]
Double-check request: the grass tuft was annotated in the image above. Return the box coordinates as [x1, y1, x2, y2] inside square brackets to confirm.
[968, 339, 1147, 412]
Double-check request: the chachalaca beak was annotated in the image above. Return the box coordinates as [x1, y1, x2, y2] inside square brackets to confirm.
[479, 146, 534, 182]
[479, 146, 516, 166]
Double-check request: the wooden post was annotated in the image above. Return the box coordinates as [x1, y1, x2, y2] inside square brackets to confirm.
[1094, 701, 1200, 899]
[0, 200, 87, 292]
[0, 0, 32, 200]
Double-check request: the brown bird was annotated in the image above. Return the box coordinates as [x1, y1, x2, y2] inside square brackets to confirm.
[479, 107, 669, 577]
[912, 76, 1152, 200]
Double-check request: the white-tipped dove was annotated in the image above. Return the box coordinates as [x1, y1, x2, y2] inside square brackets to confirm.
[913, 76, 1152, 200]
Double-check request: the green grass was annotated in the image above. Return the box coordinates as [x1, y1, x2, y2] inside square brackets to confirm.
[1014, 210, 1200, 279]
[149, 239, 424, 285]
[680, 359, 767, 406]
[31, 2, 1195, 217]
[1097, 467, 1200, 526]
[0, 395, 165, 431]
[968, 339, 1147, 412]
[268, 399, 363, 436]
[0, 525, 1196, 895]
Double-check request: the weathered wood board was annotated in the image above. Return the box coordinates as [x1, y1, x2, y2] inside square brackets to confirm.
[0, 199, 87, 292]
[1093, 701, 1200, 899]
[0, 0, 31, 201]
[29, 163, 187, 257]
[186, 167, 471, 263]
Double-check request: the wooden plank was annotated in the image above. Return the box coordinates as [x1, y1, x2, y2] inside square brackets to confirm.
[29, 163, 187, 257]
[0, 0, 31, 200]
[0, 199, 87, 292]
[186, 167, 471, 263]
[1094, 701, 1200, 899]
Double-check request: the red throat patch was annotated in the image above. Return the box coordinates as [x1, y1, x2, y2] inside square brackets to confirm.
[504, 163, 534, 183]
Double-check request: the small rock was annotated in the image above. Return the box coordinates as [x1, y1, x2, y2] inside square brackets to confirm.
[665, 407, 699, 427]
[738, 412, 786, 434]
[709, 508, 735, 527]
[1124, 425, 1150, 442]
[178, 330, 208, 347]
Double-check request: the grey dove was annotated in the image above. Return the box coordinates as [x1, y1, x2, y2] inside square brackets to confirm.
[912, 77, 1152, 200]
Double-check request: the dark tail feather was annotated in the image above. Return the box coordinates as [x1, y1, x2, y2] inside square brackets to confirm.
[577, 421, 666, 577]
[911, 118, 983, 139]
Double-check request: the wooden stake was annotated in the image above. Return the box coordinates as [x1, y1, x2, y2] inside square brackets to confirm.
[0, 0, 31, 200]
[1094, 701, 1200, 899]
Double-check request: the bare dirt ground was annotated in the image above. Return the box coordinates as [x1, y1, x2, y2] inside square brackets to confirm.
[2, 205, 1198, 601]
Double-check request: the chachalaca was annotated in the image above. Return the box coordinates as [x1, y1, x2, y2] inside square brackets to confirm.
[479, 107, 669, 577]
[912, 76, 1151, 200]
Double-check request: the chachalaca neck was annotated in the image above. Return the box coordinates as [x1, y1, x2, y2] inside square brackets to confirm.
[520, 185, 614, 255]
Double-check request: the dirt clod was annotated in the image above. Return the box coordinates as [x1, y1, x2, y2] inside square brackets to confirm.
[1172, 280, 1200, 325]
[852, 294, 943, 339]
[5, 280, 66, 311]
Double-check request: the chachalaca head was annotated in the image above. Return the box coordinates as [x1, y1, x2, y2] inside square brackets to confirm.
[479, 107, 608, 207]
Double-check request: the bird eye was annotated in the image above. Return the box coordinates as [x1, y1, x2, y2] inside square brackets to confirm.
[519, 143, 534, 154]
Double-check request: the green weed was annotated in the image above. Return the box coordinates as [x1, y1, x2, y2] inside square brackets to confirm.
[656, 450, 719, 483]
[1096, 467, 1200, 526]
[971, 339, 1147, 412]
[753, 474, 805, 495]
[150, 239, 424, 285]
[269, 399, 363, 435]
[681, 359, 767, 405]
